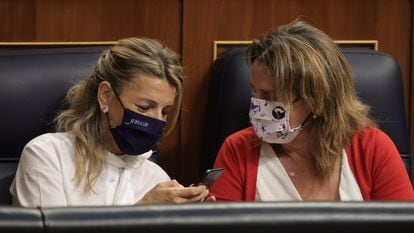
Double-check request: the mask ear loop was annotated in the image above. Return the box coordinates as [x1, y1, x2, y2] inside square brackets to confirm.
[101, 90, 124, 129]
[290, 112, 314, 132]
[300, 113, 314, 127]
[285, 97, 304, 132]
[112, 90, 126, 108]
[101, 106, 114, 129]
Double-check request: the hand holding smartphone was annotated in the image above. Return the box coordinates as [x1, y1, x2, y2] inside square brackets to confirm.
[191, 168, 224, 188]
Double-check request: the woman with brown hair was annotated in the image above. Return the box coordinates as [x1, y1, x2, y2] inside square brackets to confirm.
[209, 20, 414, 201]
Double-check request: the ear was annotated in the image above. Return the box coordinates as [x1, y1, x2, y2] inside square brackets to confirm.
[97, 81, 113, 111]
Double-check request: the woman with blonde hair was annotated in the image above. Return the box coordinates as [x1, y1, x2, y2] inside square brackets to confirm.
[209, 20, 414, 201]
[11, 37, 211, 207]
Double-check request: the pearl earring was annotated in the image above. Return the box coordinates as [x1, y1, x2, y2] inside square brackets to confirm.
[101, 107, 109, 113]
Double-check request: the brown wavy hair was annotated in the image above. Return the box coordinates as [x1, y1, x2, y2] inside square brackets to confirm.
[247, 20, 375, 179]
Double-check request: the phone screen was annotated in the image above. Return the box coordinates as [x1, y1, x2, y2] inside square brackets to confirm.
[192, 168, 224, 188]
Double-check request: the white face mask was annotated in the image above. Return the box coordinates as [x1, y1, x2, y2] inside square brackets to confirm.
[249, 97, 312, 144]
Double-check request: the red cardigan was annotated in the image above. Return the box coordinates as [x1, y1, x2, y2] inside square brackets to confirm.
[210, 127, 414, 201]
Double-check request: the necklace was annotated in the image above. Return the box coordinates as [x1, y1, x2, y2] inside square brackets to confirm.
[288, 172, 295, 177]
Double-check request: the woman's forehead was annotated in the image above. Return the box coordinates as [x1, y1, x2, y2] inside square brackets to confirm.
[251, 61, 297, 102]
[120, 74, 176, 104]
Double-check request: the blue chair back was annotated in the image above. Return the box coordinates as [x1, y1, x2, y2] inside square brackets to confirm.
[0, 47, 105, 204]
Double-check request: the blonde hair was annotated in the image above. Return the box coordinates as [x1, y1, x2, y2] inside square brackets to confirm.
[55, 37, 184, 192]
[247, 20, 375, 178]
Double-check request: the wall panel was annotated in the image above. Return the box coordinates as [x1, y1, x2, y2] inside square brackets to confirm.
[0, 0, 37, 41]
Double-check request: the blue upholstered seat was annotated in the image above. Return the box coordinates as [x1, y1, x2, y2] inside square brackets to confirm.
[0, 47, 105, 204]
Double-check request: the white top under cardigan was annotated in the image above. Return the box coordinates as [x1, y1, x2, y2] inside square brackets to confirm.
[10, 132, 170, 207]
[255, 143, 363, 201]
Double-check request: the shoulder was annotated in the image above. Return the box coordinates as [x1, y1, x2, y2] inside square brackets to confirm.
[216, 127, 260, 165]
[20, 132, 75, 164]
[224, 127, 259, 148]
[347, 127, 399, 168]
[353, 127, 387, 139]
[350, 127, 394, 149]
[347, 128, 414, 200]
[25, 132, 74, 149]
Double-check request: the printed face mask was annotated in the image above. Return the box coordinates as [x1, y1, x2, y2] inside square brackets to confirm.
[105, 93, 166, 155]
[249, 97, 311, 144]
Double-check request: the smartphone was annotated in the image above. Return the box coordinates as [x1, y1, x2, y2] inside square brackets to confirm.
[191, 168, 224, 188]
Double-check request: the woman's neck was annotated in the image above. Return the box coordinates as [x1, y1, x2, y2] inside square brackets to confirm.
[279, 124, 313, 159]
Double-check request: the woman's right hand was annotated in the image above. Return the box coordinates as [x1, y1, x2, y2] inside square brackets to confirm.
[136, 179, 209, 205]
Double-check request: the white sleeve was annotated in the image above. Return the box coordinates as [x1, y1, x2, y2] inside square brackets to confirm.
[10, 138, 68, 207]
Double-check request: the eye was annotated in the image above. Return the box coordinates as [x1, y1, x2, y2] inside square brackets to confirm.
[136, 104, 150, 111]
